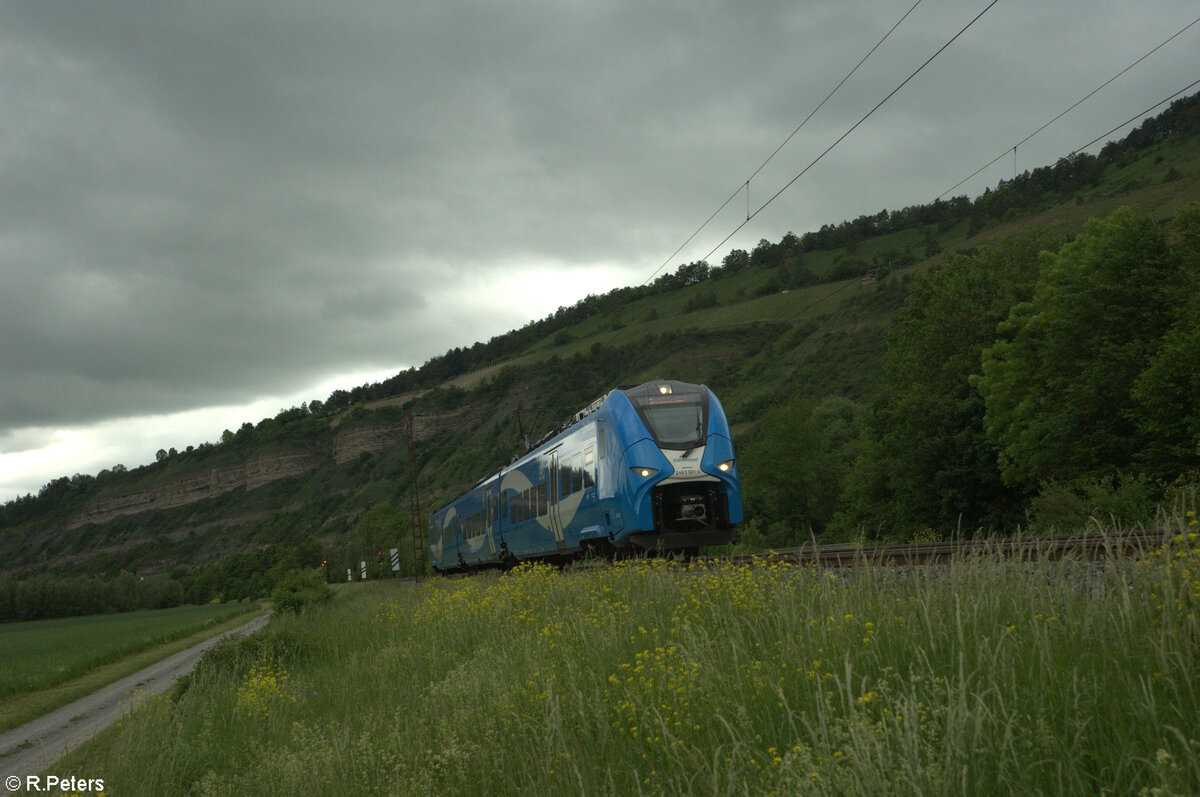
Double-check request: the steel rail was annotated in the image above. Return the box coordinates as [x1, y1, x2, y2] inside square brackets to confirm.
[725, 529, 1173, 569]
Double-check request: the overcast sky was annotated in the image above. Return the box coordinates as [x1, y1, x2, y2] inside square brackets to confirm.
[2, 0, 1197, 502]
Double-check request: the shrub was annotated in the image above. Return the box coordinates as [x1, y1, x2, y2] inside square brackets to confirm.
[1028, 472, 1161, 533]
[270, 569, 333, 615]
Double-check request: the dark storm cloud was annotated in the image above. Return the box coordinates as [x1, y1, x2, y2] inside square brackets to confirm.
[1, 0, 1197, 442]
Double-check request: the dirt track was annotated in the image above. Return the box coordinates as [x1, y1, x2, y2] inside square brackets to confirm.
[0, 613, 270, 794]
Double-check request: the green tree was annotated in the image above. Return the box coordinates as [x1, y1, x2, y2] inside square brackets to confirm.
[1131, 205, 1200, 477]
[974, 207, 1188, 487]
[837, 233, 1051, 538]
[741, 396, 863, 544]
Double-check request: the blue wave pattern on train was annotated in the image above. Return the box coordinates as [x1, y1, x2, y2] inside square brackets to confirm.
[428, 379, 742, 572]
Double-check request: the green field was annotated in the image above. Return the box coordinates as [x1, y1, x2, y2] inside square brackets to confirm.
[56, 509, 1200, 795]
[0, 602, 259, 700]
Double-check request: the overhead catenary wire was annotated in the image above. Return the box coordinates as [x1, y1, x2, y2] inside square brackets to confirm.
[696, 0, 1000, 266]
[643, 0, 925, 286]
[937, 12, 1200, 200]
[768, 80, 1200, 334]
[772, 78, 1200, 335]
[617, 3, 1195, 356]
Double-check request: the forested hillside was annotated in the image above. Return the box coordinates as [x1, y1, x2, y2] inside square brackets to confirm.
[2, 93, 1199, 620]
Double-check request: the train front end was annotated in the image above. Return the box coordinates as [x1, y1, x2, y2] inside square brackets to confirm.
[613, 380, 742, 551]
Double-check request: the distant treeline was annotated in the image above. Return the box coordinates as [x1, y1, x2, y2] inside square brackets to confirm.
[0, 543, 321, 623]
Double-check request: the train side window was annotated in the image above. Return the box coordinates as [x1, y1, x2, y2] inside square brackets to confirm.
[583, 448, 595, 488]
[559, 461, 571, 499]
[537, 482, 547, 516]
[501, 492, 509, 519]
[572, 452, 583, 493]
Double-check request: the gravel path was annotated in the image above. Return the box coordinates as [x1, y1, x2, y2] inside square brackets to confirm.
[0, 612, 270, 794]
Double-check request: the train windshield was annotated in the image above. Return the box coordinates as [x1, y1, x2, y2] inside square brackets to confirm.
[623, 381, 709, 450]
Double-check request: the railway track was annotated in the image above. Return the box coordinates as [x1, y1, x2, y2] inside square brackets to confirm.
[421, 529, 1181, 578]
[729, 529, 1174, 568]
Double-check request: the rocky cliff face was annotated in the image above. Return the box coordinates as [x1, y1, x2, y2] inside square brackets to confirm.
[67, 451, 325, 529]
[331, 424, 407, 464]
[64, 411, 471, 530]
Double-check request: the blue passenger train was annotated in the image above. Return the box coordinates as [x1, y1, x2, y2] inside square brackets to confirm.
[428, 379, 742, 572]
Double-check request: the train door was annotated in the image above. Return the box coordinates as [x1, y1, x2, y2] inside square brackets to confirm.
[548, 451, 566, 549]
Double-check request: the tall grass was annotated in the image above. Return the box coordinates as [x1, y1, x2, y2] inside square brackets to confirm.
[59, 511, 1199, 795]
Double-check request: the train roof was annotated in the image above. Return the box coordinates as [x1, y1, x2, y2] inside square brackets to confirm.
[454, 378, 708, 497]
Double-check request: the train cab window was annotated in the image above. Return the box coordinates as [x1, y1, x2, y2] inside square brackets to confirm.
[623, 381, 709, 451]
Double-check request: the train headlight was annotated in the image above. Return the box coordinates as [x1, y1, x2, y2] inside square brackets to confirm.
[630, 466, 658, 478]
[717, 459, 735, 472]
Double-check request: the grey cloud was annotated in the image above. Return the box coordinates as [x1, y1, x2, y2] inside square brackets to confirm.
[1, 0, 1197, 443]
